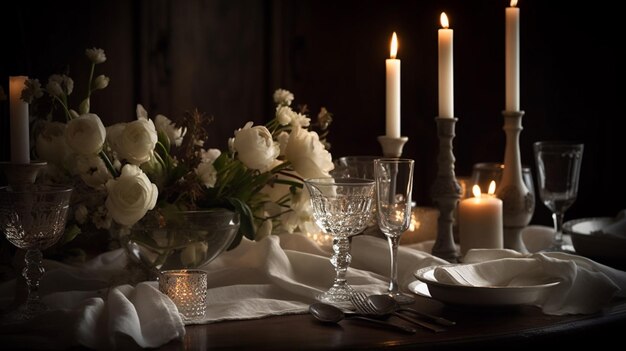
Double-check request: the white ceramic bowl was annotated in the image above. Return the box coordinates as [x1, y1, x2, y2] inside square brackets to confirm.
[563, 217, 626, 267]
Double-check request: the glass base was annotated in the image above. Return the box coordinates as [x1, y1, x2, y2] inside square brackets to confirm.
[0, 301, 48, 325]
[318, 283, 356, 308]
[541, 234, 575, 253]
[388, 291, 415, 305]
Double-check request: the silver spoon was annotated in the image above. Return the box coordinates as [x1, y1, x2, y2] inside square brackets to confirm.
[368, 294, 456, 327]
[308, 302, 416, 334]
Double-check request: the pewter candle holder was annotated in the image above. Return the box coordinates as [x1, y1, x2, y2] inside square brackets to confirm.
[496, 110, 534, 252]
[378, 136, 408, 158]
[430, 117, 461, 262]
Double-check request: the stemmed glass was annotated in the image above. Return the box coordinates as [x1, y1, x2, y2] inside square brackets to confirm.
[0, 185, 73, 322]
[533, 141, 584, 252]
[304, 177, 375, 306]
[374, 158, 414, 305]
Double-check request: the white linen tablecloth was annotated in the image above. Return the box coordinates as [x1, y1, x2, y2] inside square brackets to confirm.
[0, 233, 444, 349]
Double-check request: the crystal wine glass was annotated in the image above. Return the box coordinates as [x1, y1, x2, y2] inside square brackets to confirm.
[304, 177, 375, 306]
[374, 158, 414, 304]
[533, 141, 584, 252]
[0, 185, 73, 322]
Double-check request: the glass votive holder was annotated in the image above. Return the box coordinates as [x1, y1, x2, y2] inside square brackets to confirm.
[158, 269, 208, 322]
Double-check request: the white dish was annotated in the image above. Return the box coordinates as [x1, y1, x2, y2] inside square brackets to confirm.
[411, 265, 560, 306]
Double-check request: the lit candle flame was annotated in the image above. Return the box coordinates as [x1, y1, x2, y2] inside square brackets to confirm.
[488, 180, 496, 195]
[390, 32, 398, 59]
[510, 0, 518, 7]
[472, 184, 482, 198]
[440, 12, 449, 29]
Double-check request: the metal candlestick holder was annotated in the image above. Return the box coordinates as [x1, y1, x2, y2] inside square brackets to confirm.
[430, 117, 461, 262]
[378, 136, 408, 158]
[496, 111, 534, 252]
[0, 161, 47, 190]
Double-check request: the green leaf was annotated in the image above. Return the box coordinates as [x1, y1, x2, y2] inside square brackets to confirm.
[59, 224, 82, 245]
[224, 197, 256, 248]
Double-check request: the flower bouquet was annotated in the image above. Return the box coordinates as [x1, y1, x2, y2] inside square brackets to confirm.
[19, 48, 334, 265]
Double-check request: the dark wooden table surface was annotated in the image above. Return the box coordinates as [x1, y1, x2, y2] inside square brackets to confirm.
[152, 294, 626, 350]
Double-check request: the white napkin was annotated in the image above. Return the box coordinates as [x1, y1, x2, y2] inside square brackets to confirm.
[195, 233, 446, 323]
[434, 249, 626, 315]
[0, 233, 446, 348]
[0, 250, 185, 350]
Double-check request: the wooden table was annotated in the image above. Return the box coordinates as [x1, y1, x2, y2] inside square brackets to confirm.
[153, 295, 626, 350]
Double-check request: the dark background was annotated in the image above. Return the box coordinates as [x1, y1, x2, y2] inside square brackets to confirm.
[1, 0, 624, 227]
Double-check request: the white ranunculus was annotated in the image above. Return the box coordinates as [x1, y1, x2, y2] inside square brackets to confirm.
[284, 126, 334, 179]
[46, 74, 73, 97]
[65, 113, 106, 155]
[180, 242, 208, 266]
[109, 118, 158, 165]
[233, 122, 279, 172]
[74, 204, 89, 224]
[281, 188, 320, 234]
[92, 205, 112, 230]
[276, 106, 295, 125]
[273, 89, 294, 106]
[86, 48, 107, 64]
[76, 154, 113, 188]
[155, 114, 185, 147]
[255, 218, 273, 241]
[35, 121, 71, 166]
[105, 164, 158, 227]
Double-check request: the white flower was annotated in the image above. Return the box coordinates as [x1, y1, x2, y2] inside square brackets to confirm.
[105, 164, 158, 227]
[273, 89, 294, 106]
[46, 74, 73, 97]
[92, 205, 112, 230]
[74, 204, 89, 224]
[281, 188, 320, 234]
[76, 154, 113, 188]
[180, 242, 208, 266]
[93, 75, 110, 90]
[108, 118, 158, 165]
[195, 149, 221, 188]
[284, 126, 334, 179]
[155, 114, 185, 147]
[255, 218, 273, 241]
[233, 122, 279, 172]
[21, 79, 43, 103]
[35, 121, 71, 166]
[65, 113, 106, 155]
[86, 48, 106, 64]
[276, 131, 290, 156]
[275, 105, 310, 128]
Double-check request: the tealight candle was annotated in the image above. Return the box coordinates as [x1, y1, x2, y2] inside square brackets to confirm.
[458, 184, 503, 256]
[159, 269, 208, 322]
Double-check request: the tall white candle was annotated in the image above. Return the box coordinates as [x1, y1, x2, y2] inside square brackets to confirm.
[459, 184, 503, 256]
[505, 0, 520, 111]
[386, 32, 401, 138]
[9, 76, 30, 164]
[438, 13, 454, 118]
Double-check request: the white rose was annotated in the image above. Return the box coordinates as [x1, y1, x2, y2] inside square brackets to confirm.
[105, 164, 158, 227]
[35, 121, 71, 166]
[76, 154, 113, 188]
[65, 113, 106, 155]
[276, 131, 289, 156]
[276, 106, 294, 125]
[233, 122, 279, 172]
[109, 118, 158, 165]
[284, 126, 334, 179]
[155, 114, 185, 147]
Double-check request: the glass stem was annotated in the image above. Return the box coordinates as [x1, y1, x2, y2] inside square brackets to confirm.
[23, 249, 44, 307]
[386, 235, 400, 295]
[331, 237, 351, 288]
[552, 212, 565, 247]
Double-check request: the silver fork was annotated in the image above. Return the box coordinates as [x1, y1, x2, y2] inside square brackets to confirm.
[350, 292, 446, 333]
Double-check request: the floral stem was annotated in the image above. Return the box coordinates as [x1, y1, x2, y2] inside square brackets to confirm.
[99, 150, 119, 178]
[52, 95, 72, 121]
[86, 63, 95, 99]
[277, 170, 304, 183]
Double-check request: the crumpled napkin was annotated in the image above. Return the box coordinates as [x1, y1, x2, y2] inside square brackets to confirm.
[0, 250, 184, 350]
[434, 249, 626, 315]
[0, 233, 446, 349]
